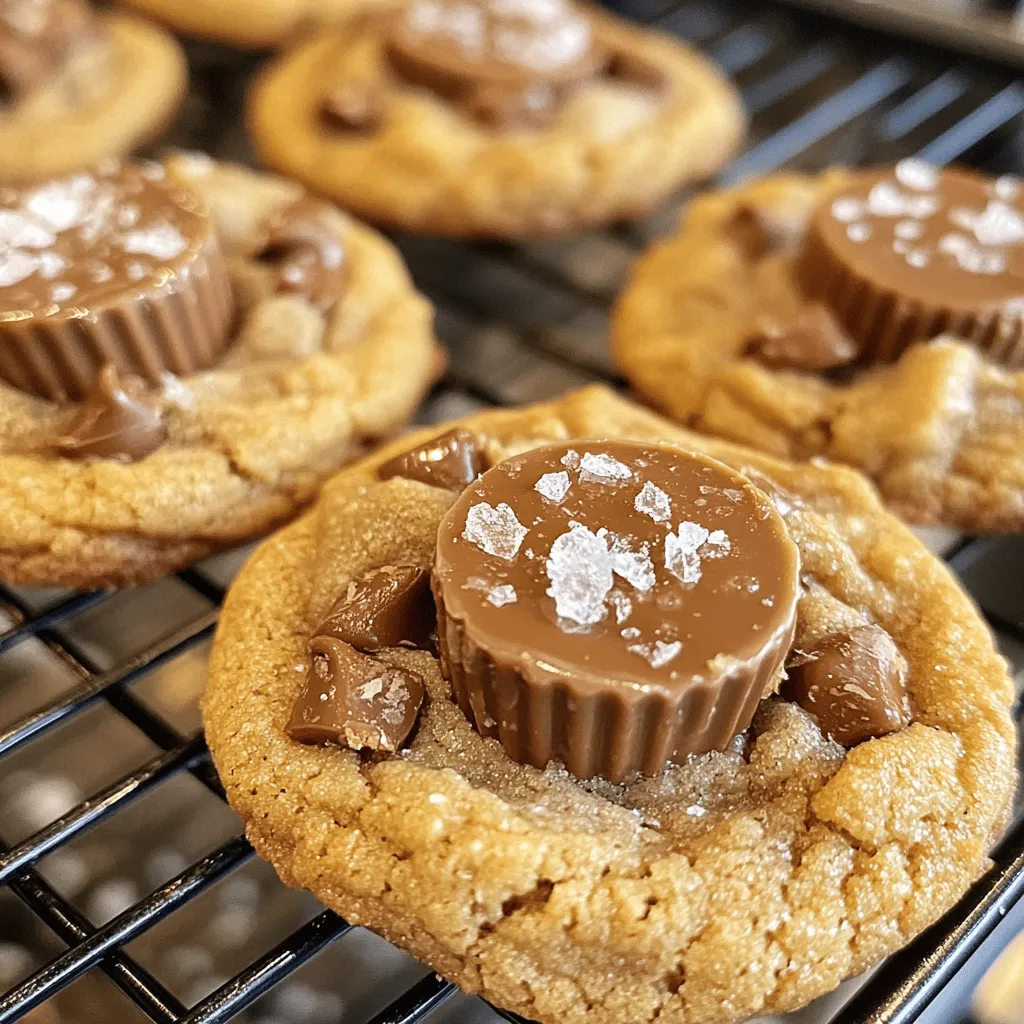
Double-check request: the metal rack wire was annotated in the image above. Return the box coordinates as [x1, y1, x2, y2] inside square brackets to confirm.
[1, 0, 1023, 1021]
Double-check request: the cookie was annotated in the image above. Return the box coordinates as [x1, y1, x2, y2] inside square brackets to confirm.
[0, 154, 442, 588]
[612, 163, 1024, 532]
[204, 385, 1017, 1024]
[118, 0, 391, 49]
[0, 0, 187, 183]
[248, 0, 744, 238]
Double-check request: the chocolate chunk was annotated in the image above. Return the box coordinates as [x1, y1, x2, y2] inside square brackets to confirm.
[795, 162, 1024, 367]
[253, 196, 347, 312]
[783, 624, 911, 746]
[378, 427, 483, 491]
[51, 366, 167, 462]
[317, 565, 436, 652]
[287, 635, 426, 751]
[433, 440, 801, 781]
[746, 304, 858, 372]
[724, 204, 800, 262]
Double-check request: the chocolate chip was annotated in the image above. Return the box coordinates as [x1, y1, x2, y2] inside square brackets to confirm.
[725, 204, 800, 262]
[378, 427, 484, 492]
[746, 303, 858, 372]
[51, 365, 167, 462]
[287, 635, 426, 751]
[253, 196, 346, 312]
[783, 624, 912, 746]
[467, 81, 557, 129]
[606, 49, 668, 90]
[317, 565, 436, 652]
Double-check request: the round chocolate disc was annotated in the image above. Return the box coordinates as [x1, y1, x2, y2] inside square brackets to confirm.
[795, 160, 1024, 366]
[387, 0, 605, 97]
[433, 440, 800, 781]
[0, 162, 235, 402]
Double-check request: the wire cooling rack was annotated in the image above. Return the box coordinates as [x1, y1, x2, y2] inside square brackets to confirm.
[1, 0, 1023, 1022]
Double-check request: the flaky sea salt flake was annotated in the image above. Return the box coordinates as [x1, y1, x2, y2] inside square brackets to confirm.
[463, 502, 528, 561]
[545, 523, 613, 626]
[121, 220, 188, 260]
[535, 471, 571, 503]
[665, 521, 709, 586]
[579, 451, 632, 483]
[628, 639, 682, 669]
[634, 480, 672, 523]
[895, 158, 938, 192]
[609, 590, 632, 624]
[995, 175, 1020, 201]
[0, 210, 54, 248]
[607, 535, 655, 591]
[703, 529, 731, 556]
[487, 584, 517, 607]
[830, 197, 863, 223]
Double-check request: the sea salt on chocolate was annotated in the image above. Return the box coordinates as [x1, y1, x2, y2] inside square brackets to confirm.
[0, 163, 235, 402]
[385, 0, 609, 129]
[795, 162, 1024, 366]
[287, 635, 426, 751]
[432, 440, 801, 781]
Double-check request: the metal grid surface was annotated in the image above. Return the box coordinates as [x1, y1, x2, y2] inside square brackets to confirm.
[2, 1, 1024, 1022]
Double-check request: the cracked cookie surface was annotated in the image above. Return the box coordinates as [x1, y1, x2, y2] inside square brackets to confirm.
[0, 155, 441, 588]
[247, 9, 744, 238]
[611, 172, 1024, 532]
[204, 385, 1016, 1024]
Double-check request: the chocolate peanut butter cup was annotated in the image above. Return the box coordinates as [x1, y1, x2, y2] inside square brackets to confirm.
[384, 0, 609, 129]
[433, 440, 800, 781]
[0, 162, 235, 402]
[795, 160, 1024, 366]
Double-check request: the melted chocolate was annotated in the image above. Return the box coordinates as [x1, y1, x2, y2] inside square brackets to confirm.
[783, 623, 911, 746]
[253, 196, 347, 312]
[378, 427, 484, 491]
[51, 364, 167, 461]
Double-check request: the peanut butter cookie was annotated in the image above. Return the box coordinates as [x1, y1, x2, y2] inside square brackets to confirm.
[612, 163, 1024, 532]
[119, 0, 392, 49]
[204, 385, 1017, 1024]
[0, 154, 441, 588]
[248, 0, 744, 238]
[0, 0, 187, 183]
